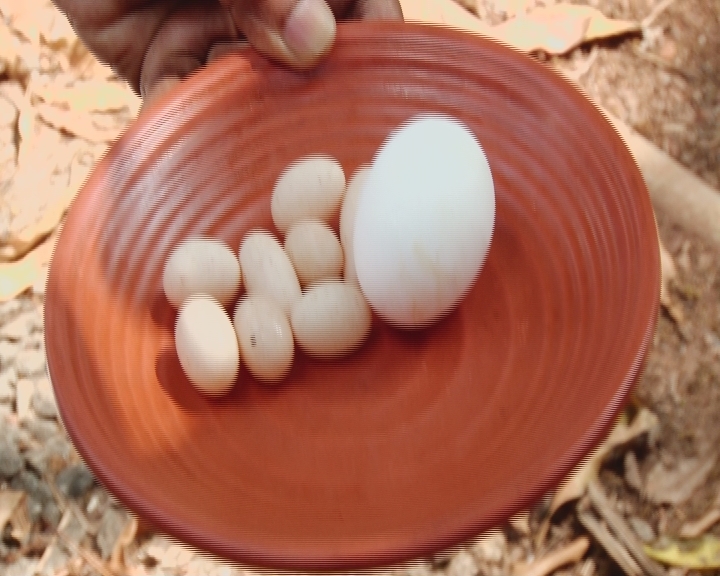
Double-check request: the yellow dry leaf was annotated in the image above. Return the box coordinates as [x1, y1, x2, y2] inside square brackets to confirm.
[491, 3, 640, 55]
[644, 535, 720, 570]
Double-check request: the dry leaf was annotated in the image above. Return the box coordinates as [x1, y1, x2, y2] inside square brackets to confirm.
[399, 0, 495, 36]
[0, 224, 58, 301]
[0, 489, 25, 533]
[645, 535, 720, 570]
[491, 4, 640, 55]
[645, 455, 716, 506]
[534, 408, 659, 546]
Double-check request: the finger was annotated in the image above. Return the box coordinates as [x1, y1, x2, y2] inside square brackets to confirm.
[207, 39, 252, 63]
[140, 1, 239, 99]
[218, 0, 336, 69]
[141, 76, 182, 113]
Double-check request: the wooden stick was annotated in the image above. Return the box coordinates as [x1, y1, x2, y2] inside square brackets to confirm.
[587, 481, 666, 576]
[578, 508, 642, 576]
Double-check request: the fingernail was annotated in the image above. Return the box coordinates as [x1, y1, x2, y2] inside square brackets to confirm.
[283, 0, 336, 64]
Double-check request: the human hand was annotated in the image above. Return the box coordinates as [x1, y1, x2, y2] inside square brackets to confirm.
[53, 0, 403, 104]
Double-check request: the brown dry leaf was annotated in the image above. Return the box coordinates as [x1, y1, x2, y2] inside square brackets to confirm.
[0, 223, 58, 301]
[399, 0, 495, 36]
[0, 489, 25, 533]
[534, 408, 659, 546]
[644, 535, 720, 570]
[491, 4, 640, 55]
[645, 455, 717, 506]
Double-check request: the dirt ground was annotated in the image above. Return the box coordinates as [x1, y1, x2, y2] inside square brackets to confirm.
[0, 0, 719, 575]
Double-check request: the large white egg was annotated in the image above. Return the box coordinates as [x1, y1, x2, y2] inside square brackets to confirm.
[353, 115, 495, 329]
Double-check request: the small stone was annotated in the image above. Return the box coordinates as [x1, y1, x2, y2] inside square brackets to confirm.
[25, 436, 71, 476]
[628, 516, 656, 543]
[0, 439, 23, 478]
[446, 550, 478, 576]
[97, 507, 130, 559]
[10, 470, 53, 504]
[15, 348, 46, 378]
[31, 378, 57, 419]
[471, 530, 506, 564]
[42, 501, 62, 529]
[4, 557, 37, 576]
[0, 298, 22, 322]
[0, 310, 41, 341]
[15, 378, 34, 420]
[0, 340, 19, 366]
[21, 418, 58, 442]
[56, 463, 94, 498]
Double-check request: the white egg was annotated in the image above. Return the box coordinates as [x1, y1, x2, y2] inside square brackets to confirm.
[175, 295, 240, 396]
[162, 237, 241, 308]
[238, 230, 302, 315]
[234, 295, 294, 384]
[284, 220, 343, 286]
[271, 155, 346, 233]
[290, 280, 372, 359]
[339, 165, 371, 285]
[353, 115, 495, 329]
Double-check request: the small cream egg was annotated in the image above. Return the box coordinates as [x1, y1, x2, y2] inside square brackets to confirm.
[162, 237, 241, 308]
[290, 280, 372, 359]
[353, 114, 495, 329]
[238, 230, 301, 315]
[175, 295, 239, 396]
[339, 165, 370, 284]
[271, 155, 346, 233]
[233, 295, 294, 384]
[283, 220, 343, 286]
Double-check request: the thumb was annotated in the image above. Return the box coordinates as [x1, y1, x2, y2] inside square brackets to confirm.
[219, 0, 337, 68]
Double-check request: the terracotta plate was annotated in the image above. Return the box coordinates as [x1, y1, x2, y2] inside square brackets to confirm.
[45, 22, 660, 572]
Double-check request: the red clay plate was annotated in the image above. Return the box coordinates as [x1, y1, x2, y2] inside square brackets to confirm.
[45, 21, 660, 572]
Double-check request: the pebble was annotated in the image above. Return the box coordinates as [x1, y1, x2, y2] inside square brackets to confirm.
[0, 339, 19, 366]
[31, 378, 58, 419]
[4, 558, 37, 576]
[21, 417, 59, 442]
[628, 516, 656, 543]
[15, 378, 34, 420]
[56, 462, 94, 498]
[446, 550, 478, 576]
[42, 500, 61, 529]
[0, 439, 23, 478]
[0, 298, 22, 323]
[0, 310, 41, 341]
[97, 507, 129, 559]
[15, 348, 46, 377]
[24, 436, 71, 476]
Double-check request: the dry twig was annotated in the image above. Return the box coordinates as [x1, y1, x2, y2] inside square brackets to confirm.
[587, 481, 666, 576]
[578, 503, 642, 576]
[516, 537, 590, 576]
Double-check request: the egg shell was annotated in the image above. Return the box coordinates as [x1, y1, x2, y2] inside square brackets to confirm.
[353, 114, 495, 329]
[284, 220, 344, 286]
[271, 155, 346, 233]
[339, 165, 371, 285]
[162, 237, 241, 308]
[290, 280, 372, 359]
[238, 230, 302, 315]
[175, 295, 240, 396]
[234, 295, 294, 384]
